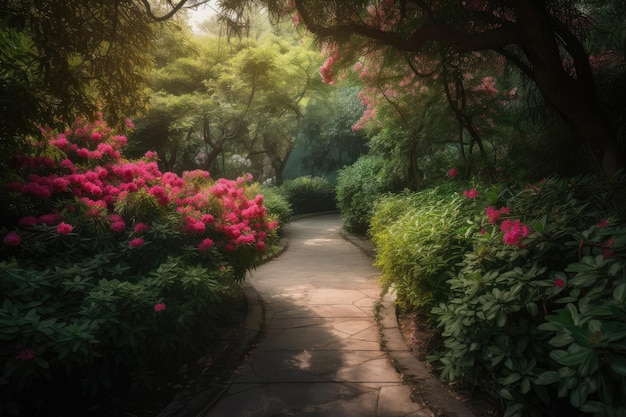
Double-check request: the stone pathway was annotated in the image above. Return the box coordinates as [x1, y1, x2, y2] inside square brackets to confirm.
[203, 214, 429, 417]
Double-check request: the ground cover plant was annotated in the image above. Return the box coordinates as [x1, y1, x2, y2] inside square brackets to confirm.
[0, 114, 280, 416]
[368, 174, 626, 417]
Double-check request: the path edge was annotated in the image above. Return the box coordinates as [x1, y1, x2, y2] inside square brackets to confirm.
[339, 229, 477, 417]
[156, 238, 289, 417]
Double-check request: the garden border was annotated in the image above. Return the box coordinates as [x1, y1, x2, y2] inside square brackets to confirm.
[339, 229, 477, 417]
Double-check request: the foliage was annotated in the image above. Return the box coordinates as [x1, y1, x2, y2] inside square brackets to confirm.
[335, 155, 404, 235]
[132, 21, 323, 181]
[259, 185, 293, 227]
[370, 183, 470, 311]
[0, 0, 155, 162]
[427, 176, 626, 417]
[280, 176, 336, 215]
[223, 0, 626, 175]
[0, 115, 279, 415]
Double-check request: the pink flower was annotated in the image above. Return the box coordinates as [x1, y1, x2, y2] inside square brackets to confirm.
[154, 303, 166, 312]
[447, 167, 458, 178]
[56, 222, 74, 236]
[597, 218, 610, 228]
[501, 219, 529, 246]
[3, 231, 22, 246]
[133, 223, 149, 233]
[129, 238, 145, 248]
[110, 221, 126, 232]
[463, 188, 479, 199]
[198, 238, 214, 252]
[554, 277, 565, 288]
[19, 216, 38, 227]
[16, 348, 36, 361]
[39, 213, 60, 225]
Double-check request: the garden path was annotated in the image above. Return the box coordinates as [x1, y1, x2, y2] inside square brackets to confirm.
[190, 213, 475, 417]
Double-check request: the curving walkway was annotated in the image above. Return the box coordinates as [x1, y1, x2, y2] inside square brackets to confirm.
[199, 214, 426, 417]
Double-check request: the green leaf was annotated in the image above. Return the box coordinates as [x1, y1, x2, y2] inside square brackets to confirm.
[550, 347, 592, 367]
[607, 352, 626, 376]
[499, 372, 522, 386]
[570, 381, 589, 408]
[614, 284, 626, 304]
[535, 371, 560, 385]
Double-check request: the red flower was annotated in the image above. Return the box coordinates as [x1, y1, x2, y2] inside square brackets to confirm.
[153, 303, 166, 312]
[554, 277, 565, 288]
[597, 218, 610, 228]
[447, 167, 458, 178]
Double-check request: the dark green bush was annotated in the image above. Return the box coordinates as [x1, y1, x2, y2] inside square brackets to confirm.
[428, 176, 626, 417]
[369, 176, 626, 416]
[280, 176, 336, 215]
[335, 155, 404, 235]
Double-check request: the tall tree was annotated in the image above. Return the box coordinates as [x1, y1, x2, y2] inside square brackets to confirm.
[208, 0, 626, 176]
[0, 1, 156, 141]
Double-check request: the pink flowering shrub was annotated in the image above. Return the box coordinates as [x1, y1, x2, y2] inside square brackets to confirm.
[0, 114, 280, 414]
[371, 176, 626, 416]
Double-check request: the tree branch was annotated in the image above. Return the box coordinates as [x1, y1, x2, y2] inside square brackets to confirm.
[140, 0, 189, 21]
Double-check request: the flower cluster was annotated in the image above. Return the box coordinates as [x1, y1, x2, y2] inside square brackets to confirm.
[485, 205, 510, 224]
[463, 188, 479, 199]
[500, 219, 529, 246]
[2, 115, 277, 257]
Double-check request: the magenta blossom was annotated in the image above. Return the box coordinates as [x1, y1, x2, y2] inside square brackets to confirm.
[198, 238, 214, 252]
[501, 219, 529, 246]
[129, 238, 145, 248]
[3, 231, 22, 246]
[463, 188, 479, 199]
[447, 167, 458, 178]
[133, 223, 149, 233]
[110, 221, 126, 232]
[153, 303, 166, 312]
[56, 222, 74, 236]
[16, 348, 36, 361]
[19, 216, 38, 227]
[554, 277, 565, 288]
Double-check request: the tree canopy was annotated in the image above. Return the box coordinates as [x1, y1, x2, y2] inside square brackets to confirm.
[213, 0, 626, 176]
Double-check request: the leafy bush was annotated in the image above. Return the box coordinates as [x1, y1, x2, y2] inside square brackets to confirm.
[259, 185, 292, 227]
[280, 176, 336, 215]
[0, 115, 279, 415]
[335, 155, 404, 235]
[429, 176, 626, 417]
[370, 183, 471, 311]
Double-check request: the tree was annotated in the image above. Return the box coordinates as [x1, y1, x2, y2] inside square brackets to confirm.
[210, 0, 626, 176]
[0, 1, 157, 146]
[131, 10, 321, 180]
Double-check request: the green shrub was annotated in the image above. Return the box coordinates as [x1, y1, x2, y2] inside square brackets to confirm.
[280, 176, 336, 215]
[335, 155, 404, 235]
[259, 185, 292, 227]
[0, 115, 280, 415]
[370, 184, 472, 311]
[430, 176, 626, 417]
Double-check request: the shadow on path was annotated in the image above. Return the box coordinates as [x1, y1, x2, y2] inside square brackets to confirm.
[203, 214, 429, 417]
